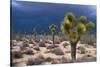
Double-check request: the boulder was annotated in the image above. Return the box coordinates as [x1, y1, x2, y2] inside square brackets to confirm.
[46, 43, 59, 49]
[33, 46, 40, 51]
[26, 58, 43, 65]
[11, 51, 23, 59]
[54, 40, 60, 44]
[12, 40, 17, 46]
[77, 45, 86, 54]
[23, 49, 34, 55]
[45, 40, 53, 44]
[28, 44, 34, 48]
[11, 46, 21, 51]
[61, 56, 73, 63]
[26, 59, 36, 65]
[20, 41, 29, 50]
[17, 41, 24, 46]
[38, 39, 46, 47]
[60, 41, 70, 48]
[52, 59, 62, 64]
[22, 41, 29, 47]
[26, 54, 45, 65]
[29, 39, 39, 46]
[50, 47, 65, 55]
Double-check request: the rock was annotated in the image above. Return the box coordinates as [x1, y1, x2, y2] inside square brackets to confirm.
[26, 58, 44, 65]
[46, 44, 54, 49]
[93, 43, 96, 46]
[39, 39, 46, 47]
[22, 41, 29, 47]
[20, 41, 30, 50]
[33, 46, 40, 51]
[84, 53, 93, 57]
[12, 51, 23, 59]
[26, 54, 45, 65]
[12, 40, 17, 46]
[28, 44, 34, 48]
[51, 47, 65, 55]
[29, 39, 38, 46]
[12, 40, 17, 43]
[65, 45, 71, 52]
[77, 45, 86, 54]
[26, 59, 36, 65]
[32, 41, 38, 46]
[61, 56, 72, 63]
[29, 39, 35, 44]
[54, 40, 60, 44]
[12, 41, 24, 46]
[11, 62, 26, 67]
[14, 41, 23, 46]
[44, 57, 53, 62]
[24, 49, 34, 55]
[11, 46, 21, 51]
[39, 47, 48, 53]
[35, 38, 40, 43]
[46, 43, 59, 49]
[60, 41, 70, 48]
[52, 59, 62, 64]
[45, 40, 53, 44]
[20, 46, 30, 51]
[77, 53, 96, 62]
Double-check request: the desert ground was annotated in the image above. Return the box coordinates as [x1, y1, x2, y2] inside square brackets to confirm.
[11, 34, 96, 66]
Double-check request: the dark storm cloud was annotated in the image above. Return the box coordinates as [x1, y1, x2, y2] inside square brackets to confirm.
[11, 1, 96, 34]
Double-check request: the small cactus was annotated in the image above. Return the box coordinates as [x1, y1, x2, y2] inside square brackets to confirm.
[61, 12, 94, 61]
[49, 24, 57, 45]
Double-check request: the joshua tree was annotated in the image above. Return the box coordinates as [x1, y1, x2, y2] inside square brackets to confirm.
[61, 12, 94, 62]
[32, 28, 37, 39]
[49, 24, 57, 45]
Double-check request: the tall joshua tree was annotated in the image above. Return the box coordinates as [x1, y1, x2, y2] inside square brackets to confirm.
[49, 24, 57, 45]
[61, 12, 94, 62]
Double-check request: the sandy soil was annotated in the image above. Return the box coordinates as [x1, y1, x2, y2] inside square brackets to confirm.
[11, 35, 96, 66]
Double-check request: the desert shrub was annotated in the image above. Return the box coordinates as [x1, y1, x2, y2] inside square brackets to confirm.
[26, 59, 35, 65]
[51, 47, 65, 55]
[27, 55, 44, 65]
[33, 46, 40, 51]
[12, 51, 23, 59]
[24, 49, 34, 55]
[22, 41, 29, 47]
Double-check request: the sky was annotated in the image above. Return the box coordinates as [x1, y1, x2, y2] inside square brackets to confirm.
[11, 1, 96, 34]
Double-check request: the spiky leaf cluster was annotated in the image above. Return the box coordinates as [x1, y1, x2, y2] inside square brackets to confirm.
[61, 12, 95, 43]
[78, 16, 87, 24]
[49, 24, 56, 33]
[76, 22, 86, 34]
[86, 21, 95, 31]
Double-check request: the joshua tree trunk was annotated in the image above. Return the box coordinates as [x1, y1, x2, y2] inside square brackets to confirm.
[52, 33, 55, 45]
[34, 34, 36, 40]
[70, 38, 80, 62]
[71, 43, 77, 62]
